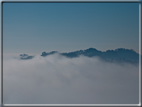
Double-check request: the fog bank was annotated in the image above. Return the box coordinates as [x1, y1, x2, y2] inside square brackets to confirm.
[3, 54, 139, 104]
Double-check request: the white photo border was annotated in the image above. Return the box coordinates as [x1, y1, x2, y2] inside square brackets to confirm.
[1, 0, 141, 107]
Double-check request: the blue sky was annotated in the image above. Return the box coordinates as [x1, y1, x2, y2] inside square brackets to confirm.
[3, 2, 139, 54]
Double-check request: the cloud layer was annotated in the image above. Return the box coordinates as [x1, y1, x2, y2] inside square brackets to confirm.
[3, 54, 139, 104]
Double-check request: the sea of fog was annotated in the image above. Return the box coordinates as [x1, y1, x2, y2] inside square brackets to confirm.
[2, 53, 139, 104]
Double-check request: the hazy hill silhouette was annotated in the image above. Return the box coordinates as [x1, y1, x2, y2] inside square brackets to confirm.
[19, 48, 139, 64]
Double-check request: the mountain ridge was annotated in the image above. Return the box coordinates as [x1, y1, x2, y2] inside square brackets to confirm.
[19, 48, 140, 64]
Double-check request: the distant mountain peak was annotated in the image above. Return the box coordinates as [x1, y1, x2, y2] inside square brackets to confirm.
[41, 51, 58, 57]
[19, 54, 34, 60]
[19, 47, 139, 64]
[115, 48, 135, 52]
